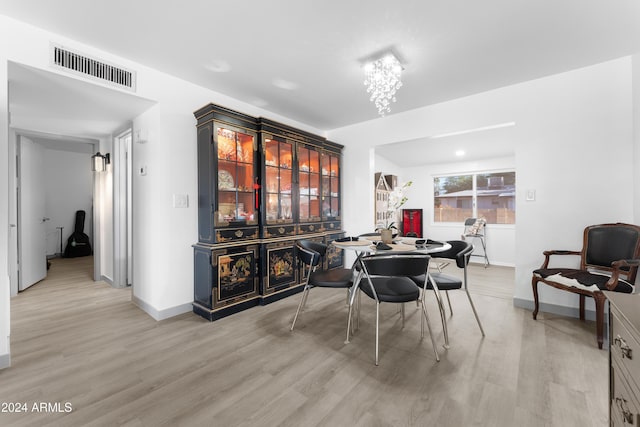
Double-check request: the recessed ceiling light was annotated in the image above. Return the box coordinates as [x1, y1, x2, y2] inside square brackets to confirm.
[455, 150, 465, 156]
[250, 98, 269, 108]
[204, 60, 231, 73]
[272, 78, 299, 90]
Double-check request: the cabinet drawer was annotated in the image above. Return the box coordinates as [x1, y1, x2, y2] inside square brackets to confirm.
[612, 359, 640, 426]
[264, 225, 296, 238]
[298, 223, 324, 234]
[612, 310, 640, 395]
[216, 227, 259, 242]
[323, 221, 341, 231]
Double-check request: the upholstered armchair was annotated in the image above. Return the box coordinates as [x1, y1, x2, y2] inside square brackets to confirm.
[532, 223, 640, 349]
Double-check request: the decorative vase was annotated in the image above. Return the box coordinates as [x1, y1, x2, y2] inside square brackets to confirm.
[380, 229, 393, 244]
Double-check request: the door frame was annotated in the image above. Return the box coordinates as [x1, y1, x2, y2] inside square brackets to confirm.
[112, 125, 133, 289]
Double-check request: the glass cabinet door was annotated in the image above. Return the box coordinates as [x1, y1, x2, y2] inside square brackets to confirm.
[297, 144, 321, 222]
[264, 137, 294, 223]
[321, 151, 340, 220]
[215, 124, 257, 225]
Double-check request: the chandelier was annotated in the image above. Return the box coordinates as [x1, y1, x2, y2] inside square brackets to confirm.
[363, 53, 403, 116]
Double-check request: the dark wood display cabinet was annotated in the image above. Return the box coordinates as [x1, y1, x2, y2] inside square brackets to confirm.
[193, 104, 344, 321]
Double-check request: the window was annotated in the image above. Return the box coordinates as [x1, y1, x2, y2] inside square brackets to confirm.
[433, 171, 515, 224]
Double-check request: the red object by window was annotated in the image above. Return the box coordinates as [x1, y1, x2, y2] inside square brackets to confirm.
[402, 209, 423, 237]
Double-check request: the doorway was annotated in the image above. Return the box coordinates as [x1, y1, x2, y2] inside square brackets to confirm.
[7, 61, 156, 296]
[12, 131, 99, 295]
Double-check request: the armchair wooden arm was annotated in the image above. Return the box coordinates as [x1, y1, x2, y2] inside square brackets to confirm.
[540, 250, 581, 269]
[612, 259, 640, 268]
[606, 259, 640, 291]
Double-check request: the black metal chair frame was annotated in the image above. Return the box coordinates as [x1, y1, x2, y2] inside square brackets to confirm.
[350, 252, 440, 365]
[290, 240, 354, 338]
[424, 241, 485, 347]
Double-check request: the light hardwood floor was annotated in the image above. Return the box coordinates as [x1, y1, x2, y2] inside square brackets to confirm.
[0, 257, 608, 426]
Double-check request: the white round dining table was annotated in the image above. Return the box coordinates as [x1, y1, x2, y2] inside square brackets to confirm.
[332, 236, 452, 347]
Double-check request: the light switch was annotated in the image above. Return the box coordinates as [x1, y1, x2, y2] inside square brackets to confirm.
[173, 194, 189, 208]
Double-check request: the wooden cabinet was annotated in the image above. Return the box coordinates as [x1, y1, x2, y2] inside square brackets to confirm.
[193, 104, 344, 320]
[193, 242, 261, 320]
[606, 292, 640, 426]
[259, 118, 342, 235]
[194, 104, 259, 244]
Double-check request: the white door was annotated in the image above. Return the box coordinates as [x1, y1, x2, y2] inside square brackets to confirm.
[18, 137, 48, 291]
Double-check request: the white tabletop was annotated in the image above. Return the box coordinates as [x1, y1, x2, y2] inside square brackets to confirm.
[333, 237, 451, 255]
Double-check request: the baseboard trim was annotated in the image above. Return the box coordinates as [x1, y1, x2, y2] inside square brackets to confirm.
[100, 275, 113, 286]
[513, 297, 599, 321]
[132, 295, 192, 321]
[0, 352, 11, 370]
[469, 260, 515, 268]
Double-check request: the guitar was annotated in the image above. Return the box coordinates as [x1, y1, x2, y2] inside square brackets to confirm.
[63, 210, 93, 258]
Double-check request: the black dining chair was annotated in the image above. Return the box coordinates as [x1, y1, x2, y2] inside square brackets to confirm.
[410, 240, 485, 346]
[290, 240, 354, 332]
[355, 253, 439, 365]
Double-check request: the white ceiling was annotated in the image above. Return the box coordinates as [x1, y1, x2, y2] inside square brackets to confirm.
[2, 1, 640, 159]
[375, 122, 517, 167]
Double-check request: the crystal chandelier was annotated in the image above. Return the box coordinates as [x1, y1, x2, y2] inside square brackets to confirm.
[363, 53, 403, 116]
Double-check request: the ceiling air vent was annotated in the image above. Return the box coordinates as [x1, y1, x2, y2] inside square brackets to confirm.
[51, 44, 136, 91]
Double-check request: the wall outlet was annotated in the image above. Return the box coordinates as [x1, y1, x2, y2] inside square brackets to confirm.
[173, 194, 188, 208]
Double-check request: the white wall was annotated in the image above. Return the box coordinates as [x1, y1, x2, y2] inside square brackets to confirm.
[0, 39, 10, 367]
[330, 57, 635, 315]
[42, 146, 93, 256]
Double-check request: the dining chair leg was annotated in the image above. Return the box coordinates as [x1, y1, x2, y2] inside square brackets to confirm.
[300, 285, 311, 310]
[356, 290, 361, 332]
[290, 285, 311, 331]
[420, 300, 440, 362]
[464, 288, 485, 336]
[429, 275, 449, 348]
[345, 281, 360, 344]
[345, 301, 354, 344]
[375, 302, 380, 366]
[445, 291, 453, 315]
[401, 303, 405, 329]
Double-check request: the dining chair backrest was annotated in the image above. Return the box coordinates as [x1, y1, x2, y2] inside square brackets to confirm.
[435, 240, 473, 269]
[361, 253, 430, 279]
[298, 239, 327, 257]
[296, 240, 322, 268]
